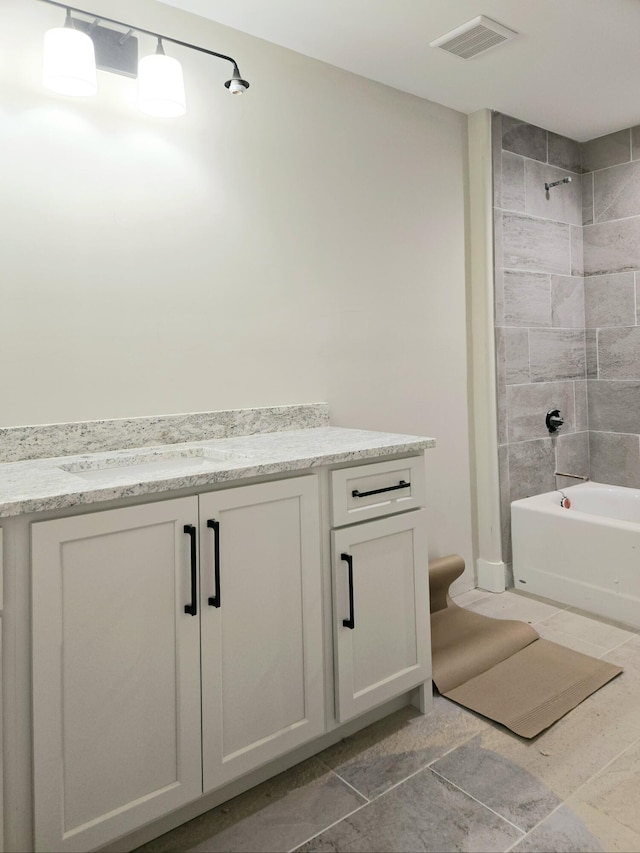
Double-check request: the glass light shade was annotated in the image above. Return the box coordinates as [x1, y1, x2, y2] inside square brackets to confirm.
[42, 27, 97, 97]
[137, 53, 186, 118]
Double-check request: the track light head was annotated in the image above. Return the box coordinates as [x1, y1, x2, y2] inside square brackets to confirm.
[225, 65, 250, 94]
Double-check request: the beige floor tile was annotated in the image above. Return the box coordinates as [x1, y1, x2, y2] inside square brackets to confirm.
[295, 768, 523, 852]
[317, 696, 492, 800]
[133, 757, 366, 853]
[538, 609, 637, 653]
[133, 596, 640, 853]
[464, 590, 564, 625]
[564, 797, 640, 853]
[567, 738, 640, 837]
[451, 588, 492, 607]
[431, 741, 561, 832]
[534, 621, 610, 657]
[509, 805, 604, 852]
[469, 636, 640, 801]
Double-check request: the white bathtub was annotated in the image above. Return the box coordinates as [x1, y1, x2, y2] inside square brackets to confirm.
[511, 482, 640, 628]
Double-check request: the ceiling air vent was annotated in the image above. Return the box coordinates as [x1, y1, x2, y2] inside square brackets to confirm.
[430, 15, 517, 60]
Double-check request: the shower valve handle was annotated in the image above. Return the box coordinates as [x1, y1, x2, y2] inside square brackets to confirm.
[546, 409, 564, 433]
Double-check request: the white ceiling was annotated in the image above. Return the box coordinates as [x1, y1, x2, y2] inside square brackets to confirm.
[155, 0, 640, 142]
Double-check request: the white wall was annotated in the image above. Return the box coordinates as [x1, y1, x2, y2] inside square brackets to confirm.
[0, 0, 474, 575]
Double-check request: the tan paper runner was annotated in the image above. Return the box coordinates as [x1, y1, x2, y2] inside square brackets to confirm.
[429, 555, 623, 738]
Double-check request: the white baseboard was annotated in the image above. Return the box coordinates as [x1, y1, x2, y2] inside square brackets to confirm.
[476, 558, 506, 592]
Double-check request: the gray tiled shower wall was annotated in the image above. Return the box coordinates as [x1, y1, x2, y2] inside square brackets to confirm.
[494, 114, 640, 566]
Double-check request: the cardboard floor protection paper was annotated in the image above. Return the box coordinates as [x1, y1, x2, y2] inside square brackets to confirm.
[429, 555, 623, 738]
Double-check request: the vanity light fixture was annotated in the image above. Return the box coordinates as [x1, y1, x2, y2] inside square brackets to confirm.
[37, 0, 250, 116]
[42, 7, 98, 96]
[138, 38, 186, 118]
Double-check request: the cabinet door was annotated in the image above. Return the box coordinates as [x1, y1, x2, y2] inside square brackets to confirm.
[332, 510, 431, 722]
[31, 498, 202, 853]
[199, 476, 324, 792]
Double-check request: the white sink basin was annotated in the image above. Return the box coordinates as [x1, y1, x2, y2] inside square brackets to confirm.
[59, 447, 241, 481]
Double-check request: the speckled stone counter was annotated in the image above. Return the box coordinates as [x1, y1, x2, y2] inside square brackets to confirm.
[0, 405, 435, 517]
[0, 403, 330, 463]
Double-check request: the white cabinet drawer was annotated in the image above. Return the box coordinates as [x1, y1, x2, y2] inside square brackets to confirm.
[331, 457, 425, 527]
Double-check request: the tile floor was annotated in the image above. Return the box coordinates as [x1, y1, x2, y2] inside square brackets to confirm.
[135, 590, 640, 853]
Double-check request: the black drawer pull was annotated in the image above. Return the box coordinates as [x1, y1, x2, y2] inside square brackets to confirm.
[352, 479, 410, 499]
[207, 519, 221, 608]
[341, 553, 355, 630]
[184, 524, 197, 616]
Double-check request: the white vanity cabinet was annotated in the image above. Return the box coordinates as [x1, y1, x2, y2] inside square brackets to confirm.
[30, 476, 324, 853]
[31, 498, 203, 853]
[330, 458, 431, 722]
[21, 447, 433, 853]
[198, 477, 324, 792]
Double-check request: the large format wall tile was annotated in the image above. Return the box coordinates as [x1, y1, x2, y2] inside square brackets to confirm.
[494, 209, 504, 324]
[497, 378, 508, 446]
[548, 132, 582, 174]
[502, 116, 547, 162]
[571, 226, 584, 276]
[584, 272, 635, 327]
[585, 330, 598, 378]
[582, 129, 631, 173]
[587, 380, 640, 433]
[575, 380, 588, 431]
[508, 438, 556, 502]
[598, 326, 640, 379]
[502, 152, 525, 212]
[495, 115, 640, 555]
[525, 160, 582, 225]
[507, 380, 576, 442]
[583, 217, 640, 275]
[529, 329, 585, 382]
[503, 270, 551, 326]
[589, 431, 640, 488]
[504, 327, 530, 384]
[594, 160, 640, 222]
[503, 212, 571, 274]
[556, 431, 590, 487]
[632, 125, 640, 162]
[551, 275, 584, 328]
[582, 173, 594, 226]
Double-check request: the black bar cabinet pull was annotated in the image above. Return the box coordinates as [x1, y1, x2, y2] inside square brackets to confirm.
[352, 479, 410, 499]
[341, 552, 355, 629]
[184, 524, 197, 616]
[207, 519, 221, 607]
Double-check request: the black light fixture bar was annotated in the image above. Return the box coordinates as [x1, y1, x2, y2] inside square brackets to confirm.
[36, 0, 249, 88]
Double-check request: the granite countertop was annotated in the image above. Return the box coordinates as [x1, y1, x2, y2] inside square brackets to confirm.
[0, 426, 435, 518]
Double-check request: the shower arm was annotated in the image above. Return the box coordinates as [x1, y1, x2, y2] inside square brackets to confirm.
[554, 472, 590, 481]
[545, 176, 572, 192]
